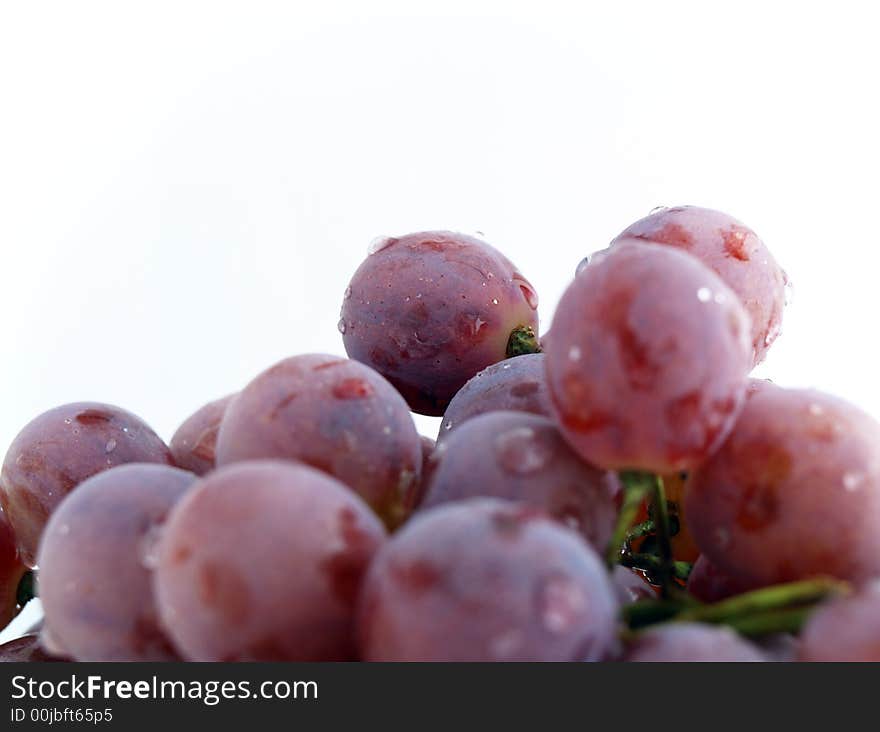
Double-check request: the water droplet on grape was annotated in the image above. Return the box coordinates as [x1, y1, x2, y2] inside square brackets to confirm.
[568, 346, 582, 361]
[63, 418, 72, 425]
[368, 236, 395, 255]
[337, 319, 347, 334]
[650, 205, 667, 214]
[492, 298, 499, 305]
[443, 420, 453, 431]
[514, 277, 539, 310]
[104, 439, 117, 453]
[538, 575, 585, 633]
[575, 256, 591, 276]
[472, 317, 486, 335]
[495, 427, 551, 474]
[343, 286, 352, 300]
[697, 287, 712, 303]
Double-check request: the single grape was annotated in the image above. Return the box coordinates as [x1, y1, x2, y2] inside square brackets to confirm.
[37, 463, 196, 661]
[437, 353, 551, 440]
[686, 384, 880, 586]
[154, 460, 386, 661]
[0, 402, 173, 565]
[1, 508, 27, 629]
[356, 498, 618, 661]
[169, 394, 235, 476]
[611, 565, 656, 604]
[421, 412, 619, 551]
[215, 354, 421, 528]
[612, 205, 787, 365]
[0, 635, 67, 662]
[687, 555, 759, 603]
[340, 231, 540, 416]
[624, 623, 766, 662]
[545, 241, 752, 473]
[798, 583, 880, 661]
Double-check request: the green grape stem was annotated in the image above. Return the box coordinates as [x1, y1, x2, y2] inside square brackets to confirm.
[505, 325, 542, 357]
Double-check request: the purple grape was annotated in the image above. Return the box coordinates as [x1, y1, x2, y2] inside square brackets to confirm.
[154, 460, 386, 661]
[169, 394, 235, 476]
[612, 206, 787, 365]
[1, 508, 26, 630]
[215, 354, 421, 528]
[0, 635, 68, 662]
[356, 498, 618, 661]
[624, 623, 766, 662]
[37, 464, 196, 661]
[438, 353, 551, 440]
[799, 583, 880, 661]
[545, 241, 752, 473]
[422, 411, 620, 551]
[0, 402, 173, 565]
[340, 231, 540, 416]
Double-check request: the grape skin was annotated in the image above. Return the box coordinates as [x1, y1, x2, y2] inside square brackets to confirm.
[169, 394, 235, 476]
[356, 498, 619, 662]
[686, 555, 758, 603]
[0, 508, 27, 629]
[37, 464, 197, 661]
[154, 460, 386, 662]
[799, 583, 880, 661]
[624, 623, 766, 662]
[686, 384, 880, 586]
[215, 354, 421, 528]
[611, 565, 656, 604]
[545, 241, 752, 473]
[0, 402, 174, 566]
[437, 353, 551, 441]
[612, 205, 787, 365]
[421, 411, 620, 551]
[340, 231, 540, 416]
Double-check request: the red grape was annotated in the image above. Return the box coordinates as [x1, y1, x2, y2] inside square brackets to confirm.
[1, 508, 27, 629]
[422, 411, 619, 551]
[612, 206, 787, 365]
[624, 623, 766, 662]
[0, 402, 173, 565]
[545, 241, 752, 473]
[686, 384, 880, 586]
[798, 583, 880, 661]
[356, 498, 618, 661]
[37, 463, 196, 661]
[169, 394, 234, 476]
[215, 354, 421, 528]
[686, 555, 759, 603]
[340, 231, 540, 416]
[154, 460, 386, 661]
[438, 353, 551, 440]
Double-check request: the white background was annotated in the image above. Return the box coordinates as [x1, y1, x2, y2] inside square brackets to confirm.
[1, 1, 879, 453]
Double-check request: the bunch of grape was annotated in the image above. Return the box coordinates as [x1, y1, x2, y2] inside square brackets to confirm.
[2, 210, 879, 663]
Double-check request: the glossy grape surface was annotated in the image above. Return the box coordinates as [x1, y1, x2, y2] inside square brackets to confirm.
[438, 353, 551, 440]
[545, 241, 752, 473]
[37, 464, 196, 661]
[0, 402, 173, 565]
[422, 412, 619, 551]
[612, 205, 787, 365]
[357, 498, 618, 661]
[169, 394, 234, 476]
[154, 460, 386, 661]
[686, 385, 880, 586]
[216, 355, 421, 528]
[340, 231, 540, 415]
